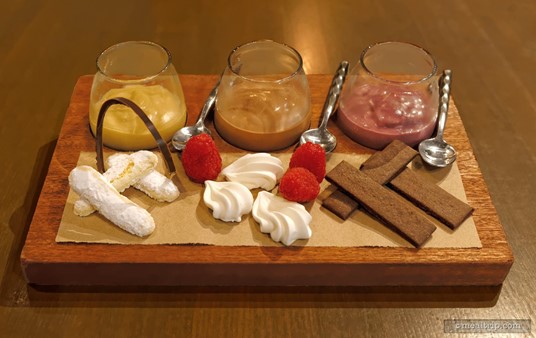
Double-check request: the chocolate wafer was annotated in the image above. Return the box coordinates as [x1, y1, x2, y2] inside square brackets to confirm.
[321, 189, 358, 220]
[360, 140, 418, 184]
[325, 160, 436, 247]
[389, 168, 474, 229]
[322, 140, 417, 219]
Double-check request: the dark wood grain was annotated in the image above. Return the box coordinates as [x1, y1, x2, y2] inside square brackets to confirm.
[20, 75, 513, 286]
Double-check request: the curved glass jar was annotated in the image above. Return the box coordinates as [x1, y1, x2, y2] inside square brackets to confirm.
[215, 40, 311, 152]
[89, 41, 187, 150]
[338, 41, 439, 150]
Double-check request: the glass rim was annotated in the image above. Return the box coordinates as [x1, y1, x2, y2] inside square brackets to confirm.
[227, 39, 304, 83]
[96, 40, 173, 82]
[360, 41, 438, 84]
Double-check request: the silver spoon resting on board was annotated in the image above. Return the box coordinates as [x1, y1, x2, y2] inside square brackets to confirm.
[299, 60, 349, 153]
[171, 76, 222, 151]
[418, 69, 457, 167]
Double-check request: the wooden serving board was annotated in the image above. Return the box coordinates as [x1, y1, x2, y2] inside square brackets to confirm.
[20, 75, 513, 286]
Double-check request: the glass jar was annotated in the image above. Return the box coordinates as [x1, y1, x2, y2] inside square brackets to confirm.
[214, 40, 311, 151]
[89, 41, 187, 150]
[338, 41, 439, 149]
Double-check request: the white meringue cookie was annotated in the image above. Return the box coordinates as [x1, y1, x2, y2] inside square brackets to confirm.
[222, 153, 284, 190]
[252, 191, 312, 246]
[203, 181, 254, 222]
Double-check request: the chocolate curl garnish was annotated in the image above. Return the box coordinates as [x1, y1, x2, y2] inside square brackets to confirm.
[95, 97, 176, 175]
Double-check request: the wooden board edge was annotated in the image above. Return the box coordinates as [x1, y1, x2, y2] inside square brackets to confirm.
[21, 259, 511, 287]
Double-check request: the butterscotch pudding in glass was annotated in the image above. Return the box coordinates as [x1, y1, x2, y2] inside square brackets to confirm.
[215, 40, 311, 152]
[89, 41, 187, 151]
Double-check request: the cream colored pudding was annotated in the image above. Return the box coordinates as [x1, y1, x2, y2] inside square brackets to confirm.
[89, 84, 187, 150]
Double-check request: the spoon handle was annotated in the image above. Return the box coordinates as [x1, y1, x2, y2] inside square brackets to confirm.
[195, 74, 222, 127]
[435, 69, 452, 140]
[319, 61, 349, 129]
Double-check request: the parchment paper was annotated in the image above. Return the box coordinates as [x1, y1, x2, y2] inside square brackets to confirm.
[56, 151, 482, 248]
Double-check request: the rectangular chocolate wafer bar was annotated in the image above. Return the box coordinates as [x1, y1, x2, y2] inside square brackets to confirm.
[322, 140, 417, 219]
[359, 140, 418, 184]
[326, 160, 436, 247]
[389, 168, 474, 229]
[321, 189, 358, 220]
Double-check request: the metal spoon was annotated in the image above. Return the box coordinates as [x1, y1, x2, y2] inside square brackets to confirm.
[418, 69, 457, 167]
[171, 76, 222, 151]
[299, 60, 349, 153]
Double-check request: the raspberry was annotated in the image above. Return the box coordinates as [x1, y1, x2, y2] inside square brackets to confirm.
[181, 134, 222, 183]
[289, 142, 326, 183]
[279, 167, 320, 202]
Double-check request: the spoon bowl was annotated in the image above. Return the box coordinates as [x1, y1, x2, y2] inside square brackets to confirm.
[300, 128, 338, 153]
[172, 76, 221, 151]
[300, 61, 349, 153]
[418, 69, 457, 167]
[418, 139, 457, 167]
[172, 124, 212, 150]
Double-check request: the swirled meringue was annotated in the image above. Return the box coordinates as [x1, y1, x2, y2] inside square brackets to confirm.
[222, 153, 284, 190]
[252, 191, 312, 246]
[203, 180, 254, 222]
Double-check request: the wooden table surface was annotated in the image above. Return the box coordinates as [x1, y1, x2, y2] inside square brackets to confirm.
[1, 1, 534, 337]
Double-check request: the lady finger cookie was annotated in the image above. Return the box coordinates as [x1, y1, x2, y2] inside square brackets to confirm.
[69, 165, 155, 237]
[108, 153, 179, 203]
[133, 170, 180, 202]
[73, 151, 158, 216]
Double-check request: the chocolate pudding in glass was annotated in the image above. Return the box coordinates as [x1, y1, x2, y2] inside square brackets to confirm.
[215, 40, 311, 152]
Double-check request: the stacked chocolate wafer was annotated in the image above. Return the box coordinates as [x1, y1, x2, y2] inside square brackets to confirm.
[323, 140, 473, 247]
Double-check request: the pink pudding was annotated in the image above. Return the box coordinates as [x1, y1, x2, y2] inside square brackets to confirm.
[338, 81, 438, 150]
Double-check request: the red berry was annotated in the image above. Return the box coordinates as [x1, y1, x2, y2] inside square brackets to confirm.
[181, 134, 222, 183]
[279, 167, 320, 202]
[289, 142, 326, 183]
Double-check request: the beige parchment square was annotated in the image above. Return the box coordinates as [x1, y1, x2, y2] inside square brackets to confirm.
[55, 151, 481, 248]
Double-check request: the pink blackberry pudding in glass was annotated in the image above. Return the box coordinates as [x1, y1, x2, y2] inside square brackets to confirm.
[338, 42, 439, 150]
